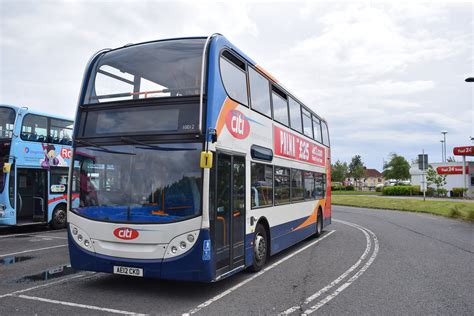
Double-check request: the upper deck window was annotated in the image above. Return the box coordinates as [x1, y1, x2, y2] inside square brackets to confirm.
[249, 68, 271, 117]
[220, 51, 248, 106]
[84, 39, 205, 104]
[21, 114, 73, 145]
[272, 88, 289, 126]
[0, 107, 16, 139]
[288, 97, 302, 133]
[301, 108, 313, 138]
[322, 121, 330, 146]
[312, 115, 322, 143]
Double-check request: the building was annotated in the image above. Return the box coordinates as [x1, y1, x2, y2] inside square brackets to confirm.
[346, 168, 384, 190]
[410, 161, 474, 197]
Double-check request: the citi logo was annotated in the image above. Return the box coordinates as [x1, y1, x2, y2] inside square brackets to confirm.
[225, 110, 250, 139]
[113, 227, 139, 240]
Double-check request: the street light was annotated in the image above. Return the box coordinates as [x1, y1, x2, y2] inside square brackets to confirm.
[440, 140, 444, 162]
[441, 131, 448, 162]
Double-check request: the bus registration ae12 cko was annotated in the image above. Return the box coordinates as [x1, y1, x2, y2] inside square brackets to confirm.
[113, 266, 143, 277]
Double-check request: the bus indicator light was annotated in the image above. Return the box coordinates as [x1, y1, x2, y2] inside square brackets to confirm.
[225, 110, 250, 139]
[113, 227, 139, 240]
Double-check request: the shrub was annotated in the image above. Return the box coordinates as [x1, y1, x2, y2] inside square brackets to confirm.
[375, 186, 383, 192]
[426, 187, 435, 197]
[437, 188, 448, 197]
[331, 184, 345, 191]
[382, 185, 420, 196]
[452, 187, 468, 197]
[345, 185, 355, 191]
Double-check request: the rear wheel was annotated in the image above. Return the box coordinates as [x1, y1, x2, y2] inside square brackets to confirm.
[249, 224, 268, 272]
[315, 208, 323, 237]
[51, 205, 67, 229]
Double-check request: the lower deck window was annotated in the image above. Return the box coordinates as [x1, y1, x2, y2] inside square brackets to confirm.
[251, 163, 273, 208]
[274, 167, 290, 205]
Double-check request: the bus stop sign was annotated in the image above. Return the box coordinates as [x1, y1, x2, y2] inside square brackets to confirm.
[418, 154, 428, 170]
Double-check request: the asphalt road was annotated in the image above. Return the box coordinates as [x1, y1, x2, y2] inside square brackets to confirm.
[0, 206, 472, 315]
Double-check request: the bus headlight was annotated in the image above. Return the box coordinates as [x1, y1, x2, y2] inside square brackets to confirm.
[69, 223, 95, 252]
[164, 230, 199, 259]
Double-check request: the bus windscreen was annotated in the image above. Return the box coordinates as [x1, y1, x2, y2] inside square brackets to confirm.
[84, 38, 205, 104]
[71, 142, 202, 224]
[0, 107, 16, 138]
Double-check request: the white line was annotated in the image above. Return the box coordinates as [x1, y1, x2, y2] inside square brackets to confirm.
[302, 220, 379, 315]
[0, 273, 91, 299]
[0, 230, 67, 239]
[184, 230, 336, 316]
[15, 294, 145, 315]
[0, 244, 67, 258]
[280, 222, 372, 315]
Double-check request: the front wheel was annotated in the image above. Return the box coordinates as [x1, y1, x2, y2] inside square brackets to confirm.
[51, 205, 67, 229]
[249, 224, 268, 272]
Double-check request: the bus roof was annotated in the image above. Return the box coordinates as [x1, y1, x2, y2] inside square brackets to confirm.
[0, 104, 74, 121]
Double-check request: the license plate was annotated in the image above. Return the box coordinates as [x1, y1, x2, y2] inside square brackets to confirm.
[113, 266, 143, 277]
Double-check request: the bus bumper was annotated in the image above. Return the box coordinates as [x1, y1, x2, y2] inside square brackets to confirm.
[68, 227, 215, 282]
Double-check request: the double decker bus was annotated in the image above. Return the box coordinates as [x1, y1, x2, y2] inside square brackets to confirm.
[68, 34, 331, 282]
[0, 105, 73, 228]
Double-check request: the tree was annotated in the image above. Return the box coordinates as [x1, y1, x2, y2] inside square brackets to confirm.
[383, 153, 410, 180]
[331, 160, 348, 182]
[426, 165, 447, 190]
[349, 155, 365, 189]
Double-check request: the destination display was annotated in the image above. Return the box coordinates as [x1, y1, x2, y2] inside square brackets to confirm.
[273, 125, 326, 167]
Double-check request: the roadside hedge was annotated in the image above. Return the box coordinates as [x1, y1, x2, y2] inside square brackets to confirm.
[382, 185, 420, 196]
[452, 187, 468, 197]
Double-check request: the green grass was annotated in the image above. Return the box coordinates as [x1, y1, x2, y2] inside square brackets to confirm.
[332, 190, 382, 196]
[332, 195, 474, 221]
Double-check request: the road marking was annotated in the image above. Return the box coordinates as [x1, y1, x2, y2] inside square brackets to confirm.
[280, 222, 372, 315]
[0, 230, 67, 239]
[0, 244, 67, 258]
[280, 219, 379, 315]
[0, 273, 91, 299]
[14, 294, 145, 315]
[183, 230, 336, 316]
[303, 221, 379, 315]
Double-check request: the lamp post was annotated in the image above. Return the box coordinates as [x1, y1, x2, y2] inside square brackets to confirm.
[440, 140, 444, 162]
[441, 131, 448, 162]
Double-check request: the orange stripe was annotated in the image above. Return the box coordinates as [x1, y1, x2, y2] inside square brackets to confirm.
[292, 199, 325, 231]
[256, 65, 278, 83]
[216, 97, 238, 136]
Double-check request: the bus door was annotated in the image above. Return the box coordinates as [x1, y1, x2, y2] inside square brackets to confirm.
[16, 168, 47, 223]
[211, 153, 246, 276]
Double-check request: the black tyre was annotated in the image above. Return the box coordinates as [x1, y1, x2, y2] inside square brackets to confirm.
[51, 205, 67, 229]
[315, 208, 323, 238]
[249, 224, 268, 272]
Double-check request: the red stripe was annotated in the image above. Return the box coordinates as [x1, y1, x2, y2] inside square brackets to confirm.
[48, 193, 79, 204]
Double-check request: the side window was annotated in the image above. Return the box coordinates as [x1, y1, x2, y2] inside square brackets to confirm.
[272, 88, 289, 126]
[301, 108, 313, 138]
[321, 121, 330, 146]
[50, 119, 73, 145]
[21, 114, 48, 142]
[50, 167, 68, 194]
[312, 116, 322, 143]
[274, 166, 290, 205]
[220, 51, 248, 106]
[314, 173, 324, 198]
[249, 68, 271, 117]
[304, 171, 315, 200]
[288, 98, 302, 133]
[251, 163, 273, 208]
[291, 169, 304, 202]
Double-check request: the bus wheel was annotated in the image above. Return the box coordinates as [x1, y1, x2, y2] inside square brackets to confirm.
[315, 208, 323, 238]
[51, 205, 67, 230]
[250, 224, 268, 272]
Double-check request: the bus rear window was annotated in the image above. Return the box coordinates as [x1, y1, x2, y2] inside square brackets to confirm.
[84, 39, 205, 104]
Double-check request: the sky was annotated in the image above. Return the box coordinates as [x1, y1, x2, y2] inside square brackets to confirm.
[0, 0, 473, 170]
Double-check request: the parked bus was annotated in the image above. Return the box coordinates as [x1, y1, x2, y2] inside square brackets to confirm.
[0, 105, 73, 228]
[68, 34, 331, 282]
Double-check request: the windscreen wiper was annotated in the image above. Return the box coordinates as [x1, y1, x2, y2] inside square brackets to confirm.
[120, 137, 195, 152]
[75, 139, 135, 155]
